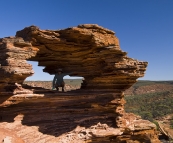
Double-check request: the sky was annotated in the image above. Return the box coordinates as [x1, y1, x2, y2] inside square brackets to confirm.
[0, 0, 172, 81]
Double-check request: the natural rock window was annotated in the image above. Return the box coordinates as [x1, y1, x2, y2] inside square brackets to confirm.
[0, 24, 161, 142]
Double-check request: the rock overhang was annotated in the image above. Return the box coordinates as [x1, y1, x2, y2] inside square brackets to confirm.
[14, 24, 148, 89]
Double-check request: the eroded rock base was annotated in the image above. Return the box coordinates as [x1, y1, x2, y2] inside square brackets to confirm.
[0, 90, 160, 143]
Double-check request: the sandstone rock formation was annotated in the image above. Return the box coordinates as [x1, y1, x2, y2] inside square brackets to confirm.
[0, 24, 160, 142]
[0, 24, 147, 93]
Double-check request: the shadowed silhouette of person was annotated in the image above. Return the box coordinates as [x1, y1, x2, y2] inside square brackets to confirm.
[52, 69, 75, 92]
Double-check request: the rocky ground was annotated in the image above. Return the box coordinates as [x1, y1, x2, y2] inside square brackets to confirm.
[157, 114, 173, 140]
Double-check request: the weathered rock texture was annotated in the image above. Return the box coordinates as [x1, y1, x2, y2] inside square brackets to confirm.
[0, 24, 147, 93]
[0, 92, 160, 143]
[0, 37, 38, 91]
[0, 24, 160, 142]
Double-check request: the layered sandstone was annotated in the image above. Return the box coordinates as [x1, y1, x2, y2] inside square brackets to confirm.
[0, 24, 160, 142]
[15, 24, 147, 90]
[0, 91, 160, 143]
[0, 24, 147, 93]
[0, 37, 38, 92]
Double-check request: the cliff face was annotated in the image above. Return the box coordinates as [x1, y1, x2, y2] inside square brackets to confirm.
[0, 24, 160, 142]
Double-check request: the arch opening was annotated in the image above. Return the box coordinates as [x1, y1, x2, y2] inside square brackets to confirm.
[23, 61, 84, 92]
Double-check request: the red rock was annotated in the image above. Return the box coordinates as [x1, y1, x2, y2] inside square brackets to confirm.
[0, 128, 24, 143]
[0, 24, 160, 142]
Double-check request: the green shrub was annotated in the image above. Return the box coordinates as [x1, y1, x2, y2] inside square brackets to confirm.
[125, 90, 173, 120]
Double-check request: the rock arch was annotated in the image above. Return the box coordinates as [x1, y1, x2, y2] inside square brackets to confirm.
[0, 24, 160, 142]
[0, 24, 147, 93]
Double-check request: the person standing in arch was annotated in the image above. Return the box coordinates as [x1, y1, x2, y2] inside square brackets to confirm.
[52, 69, 67, 92]
[52, 69, 76, 92]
